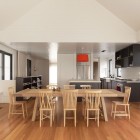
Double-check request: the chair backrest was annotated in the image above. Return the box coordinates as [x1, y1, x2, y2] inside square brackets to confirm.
[39, 91, 53, 109]
[62, 89, 78, 109]
[80, 85, 91, 89]
[63, 85, 75, 90]
[123, 86, 131, 104]
[46, 85, 58, 90]
[85, 90, 101, 109]
[8, 87, 16, 104]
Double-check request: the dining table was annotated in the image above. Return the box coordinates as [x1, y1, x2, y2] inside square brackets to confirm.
[15, 88, 125, 122]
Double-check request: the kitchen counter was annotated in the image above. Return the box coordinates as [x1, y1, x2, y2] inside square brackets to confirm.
[101, 77, 140, 102]
[69, 80, 101, 89]
[69, 80, 101, 83]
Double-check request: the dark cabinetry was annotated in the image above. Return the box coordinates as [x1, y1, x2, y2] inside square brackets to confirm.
[115, 44, 140, 68]
[16, 75, 42, 101]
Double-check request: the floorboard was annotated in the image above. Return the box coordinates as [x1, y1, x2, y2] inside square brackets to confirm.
[0, 98, 140, 140]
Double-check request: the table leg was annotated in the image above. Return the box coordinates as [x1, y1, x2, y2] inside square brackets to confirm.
[32, 97, 39, 121]
[101, 97, 108, 122]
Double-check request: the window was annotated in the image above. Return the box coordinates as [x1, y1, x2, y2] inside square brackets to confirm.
[49, 63, 57, 84]
[0, 50, 12, 80]
[109, 59, 112, 76]
[117, 68, 121, 77]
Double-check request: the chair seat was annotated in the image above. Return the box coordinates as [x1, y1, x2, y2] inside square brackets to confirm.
[112, 101, 128, 105]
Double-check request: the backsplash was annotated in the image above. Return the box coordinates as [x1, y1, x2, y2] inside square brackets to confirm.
[121, 67, 140, 79]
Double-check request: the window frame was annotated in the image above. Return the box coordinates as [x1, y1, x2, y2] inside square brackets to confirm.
[117, 68, 121, 77]
[0, 50, 12, 80]
[109, 59, 112, 76]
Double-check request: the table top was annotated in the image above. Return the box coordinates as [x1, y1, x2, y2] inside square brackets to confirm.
[15, 89, 125, 98]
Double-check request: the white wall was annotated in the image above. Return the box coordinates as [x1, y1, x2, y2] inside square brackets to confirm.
[100, 54, 116, 78]
[18, 51, 30, 77]
[18, 51, 49, 86]
[58, 54, 76, 88]
[0, 42, 17, 79]
[0, 80, 15, 103]
[32, 58, 49, 86]
[0, 0, 136, 42]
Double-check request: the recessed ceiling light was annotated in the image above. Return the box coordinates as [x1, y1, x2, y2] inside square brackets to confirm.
[101, 50, 106, 52]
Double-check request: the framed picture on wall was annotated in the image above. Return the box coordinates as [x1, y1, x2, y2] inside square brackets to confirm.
[27, 59, 31, 76]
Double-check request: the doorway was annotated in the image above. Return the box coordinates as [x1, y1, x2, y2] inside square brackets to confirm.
[93, 61, 99, 80]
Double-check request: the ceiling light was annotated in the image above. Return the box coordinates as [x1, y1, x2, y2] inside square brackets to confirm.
[101, 50, 106, 52]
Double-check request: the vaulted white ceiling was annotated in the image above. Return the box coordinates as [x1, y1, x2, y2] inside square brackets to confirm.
[0, 0, 43, 30]
[97, 0, 140, 30]
[0, 0, 140, 31]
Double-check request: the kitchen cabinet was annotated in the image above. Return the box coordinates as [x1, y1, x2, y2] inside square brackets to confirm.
[115, 44, 140, 68]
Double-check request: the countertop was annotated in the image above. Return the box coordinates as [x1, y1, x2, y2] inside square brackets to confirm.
[102, 77, 140, 83]
[69, 80, 101, 83]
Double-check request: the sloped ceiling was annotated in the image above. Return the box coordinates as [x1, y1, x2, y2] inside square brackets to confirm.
[0, 0, 43, 30]
[97, 0, 140, 31]
[0, 0, 139, 32]
[0, 0, 136, 42]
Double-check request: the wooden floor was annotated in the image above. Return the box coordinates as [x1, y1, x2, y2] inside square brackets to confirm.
[0, 97, 140, 140]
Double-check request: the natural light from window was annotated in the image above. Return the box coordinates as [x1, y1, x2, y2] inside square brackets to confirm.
[49, 63, 57, 84]
[4, 55, 11, 80]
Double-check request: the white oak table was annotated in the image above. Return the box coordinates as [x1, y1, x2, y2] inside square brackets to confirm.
[15, 89, 125, 122]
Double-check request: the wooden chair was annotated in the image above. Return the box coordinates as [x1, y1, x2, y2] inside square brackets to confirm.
[39, 91, 55, 127]
[80, 85, 91, 116]
[62, 89, 78, 127]
[85, 90, 101, 127]
[8, 87, 28, 119]
[111, 86, 131, 119]
[63, 85, 75, 90]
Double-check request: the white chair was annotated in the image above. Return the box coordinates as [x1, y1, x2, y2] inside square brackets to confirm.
[80, 85, 91, 89]
[8, 87, 28, 119]
[63, 85, 75, 90]
[39, 91, 55, 127]
[111, 86, 131, 119]
[46, 84, 58, 90]
[62, 89, 78, 127]
[85, 90, 101, 127]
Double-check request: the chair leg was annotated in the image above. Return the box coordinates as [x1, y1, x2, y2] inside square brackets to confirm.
[111, 103, 114, 116]
[127, 105, 130, 120]
[40, 110, 42, 127]
[22, 104, 25, 119]
[87, 110, 89, 127]
[74, 110, 76, 127]
[64, 110, 66, 127]
[25, 103, 28, 116]
[50, 110, 52, 127]
[114, 104, 117, 119]
[8, 104, 12, 118]
[97, 110, 99, 127]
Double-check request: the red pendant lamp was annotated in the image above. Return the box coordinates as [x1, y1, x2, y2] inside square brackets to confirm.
[77, 54, 89, 62]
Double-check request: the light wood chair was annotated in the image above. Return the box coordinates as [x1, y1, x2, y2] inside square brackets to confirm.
[111, 86, 131, 119]
[85, 90, 101, 127]
[62, 89, 78, 127]
[80, 85, 92, 116]
[63, 85, 75, 90]
[8, 87, 28, 119]
[39, 91, 55, 127]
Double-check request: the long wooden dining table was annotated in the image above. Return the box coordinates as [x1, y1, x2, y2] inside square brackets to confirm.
[15, 89, 125, 122]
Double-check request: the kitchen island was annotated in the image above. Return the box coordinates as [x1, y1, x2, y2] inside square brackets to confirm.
[69, 80, 101, 89]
